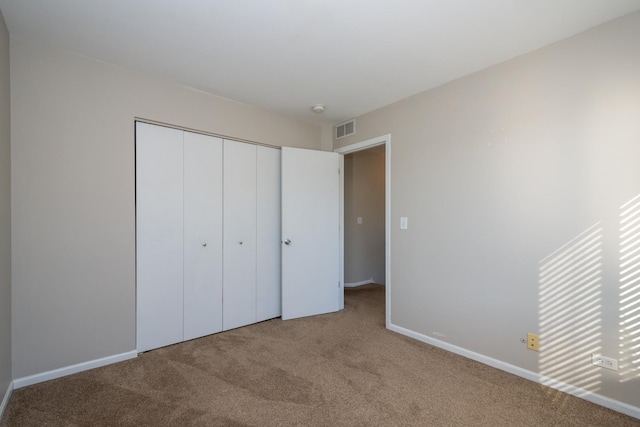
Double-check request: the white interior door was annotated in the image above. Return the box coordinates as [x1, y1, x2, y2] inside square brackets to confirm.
[183, 132, 223, 340]
[256, 146, 282, 321]
[281, 147, 341, 320]
[136, 123, 184, 352]
[223, 140, 257, 330]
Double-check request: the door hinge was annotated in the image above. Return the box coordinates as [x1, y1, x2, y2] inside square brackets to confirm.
[338, 280, 340, 288]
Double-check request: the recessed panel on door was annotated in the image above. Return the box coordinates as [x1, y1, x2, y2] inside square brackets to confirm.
[136, 123, 184, 352]
[223, 140, 257, 330]
[257, 146, 281, 321]
[183, 132, 223, 340]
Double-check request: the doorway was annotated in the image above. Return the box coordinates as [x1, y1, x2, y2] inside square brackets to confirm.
[335, 135, 391, 327]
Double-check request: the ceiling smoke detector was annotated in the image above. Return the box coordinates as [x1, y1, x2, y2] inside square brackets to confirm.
[311, 104, 326, 114]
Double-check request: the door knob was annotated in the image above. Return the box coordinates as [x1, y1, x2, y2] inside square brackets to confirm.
[284, 239, 292, 245]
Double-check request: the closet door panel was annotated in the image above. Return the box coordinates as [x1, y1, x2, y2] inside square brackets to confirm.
[223, 140, 257, 330]
[256, 146, 281, 321]
[136, 123, 184, 352]
[183, 132, 224, 341]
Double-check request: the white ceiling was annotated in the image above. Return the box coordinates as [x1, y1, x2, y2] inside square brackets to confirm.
[1, 1, 639, 125]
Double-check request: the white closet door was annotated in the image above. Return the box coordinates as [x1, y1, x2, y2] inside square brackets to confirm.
[183, 132, 223, 340]
[223, 140, 257, 330]
[136, 123, 184, 352]
[256, 146, 281, 322]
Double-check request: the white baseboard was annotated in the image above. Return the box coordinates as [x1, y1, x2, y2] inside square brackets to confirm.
[344, 279, 374, 288]
[13, 351, 137, 389]
[1, 381, 13, 421]
[388, 323, 640, 420]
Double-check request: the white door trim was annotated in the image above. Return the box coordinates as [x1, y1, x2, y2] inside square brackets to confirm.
[335, 134, 391, 328]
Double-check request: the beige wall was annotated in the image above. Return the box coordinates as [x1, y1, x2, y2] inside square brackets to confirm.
[344, 148, 385, 285]
[0, 10, 11, 401]
[10, 37, 322, 379]
[320, 124, 334, 152]
[336, 11, 640, 409]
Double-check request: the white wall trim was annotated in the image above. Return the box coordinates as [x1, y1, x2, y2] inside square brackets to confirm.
[0, 381, 13, 421]
[389, 323, 640, 420]
[344, 279, 374, 288]
[13, 351, 137, 389]
[339, 154, 345, 310]
[335, 135, 387, 155]
[335, 134, 391, 329]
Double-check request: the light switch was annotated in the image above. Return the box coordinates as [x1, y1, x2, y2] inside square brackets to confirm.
[357, 217, 363, 224]
[400, 217, 408, 230]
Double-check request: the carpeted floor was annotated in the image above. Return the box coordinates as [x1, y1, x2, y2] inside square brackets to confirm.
[2, 284, 638, 426]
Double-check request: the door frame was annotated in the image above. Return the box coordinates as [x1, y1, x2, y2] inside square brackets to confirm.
[334, 134, 391, 328]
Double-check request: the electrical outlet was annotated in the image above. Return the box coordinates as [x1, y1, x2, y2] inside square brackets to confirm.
[527, 333, 539, 351]
[591, 354, 618, 371]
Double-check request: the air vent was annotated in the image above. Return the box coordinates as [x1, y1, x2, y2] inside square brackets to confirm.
[335, 119, 356, 140]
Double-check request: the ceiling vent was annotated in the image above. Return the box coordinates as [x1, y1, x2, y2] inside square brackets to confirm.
[335, 119, 356, 140]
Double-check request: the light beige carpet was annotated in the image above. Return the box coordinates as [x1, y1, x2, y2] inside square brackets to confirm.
[2, 284, 638, 426]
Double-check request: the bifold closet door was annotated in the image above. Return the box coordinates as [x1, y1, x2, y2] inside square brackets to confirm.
[256, 146, 281, 321]
[136, 123, 184, 352]
[223, 140, 257, 330]
[183, 132, 223, 340]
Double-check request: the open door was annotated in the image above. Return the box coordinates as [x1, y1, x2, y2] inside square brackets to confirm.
[281, 147, 342, 320]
